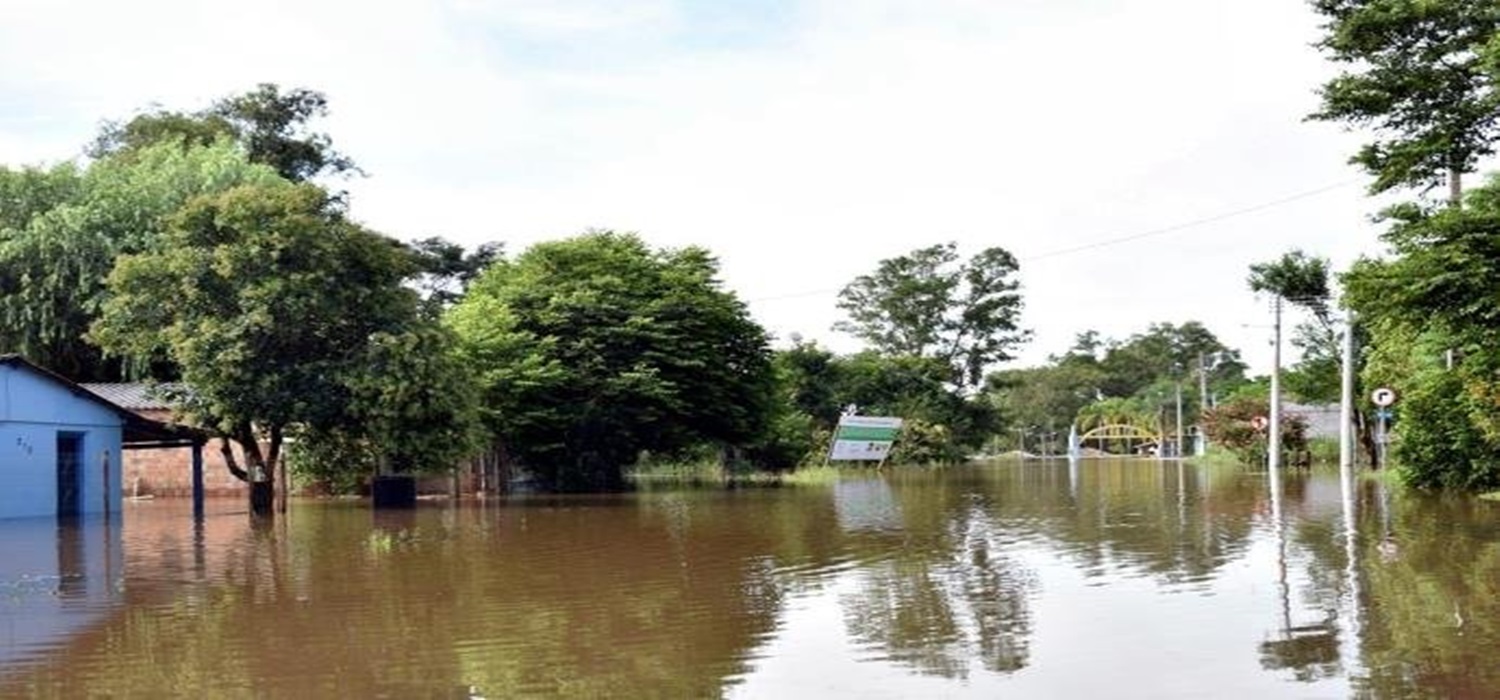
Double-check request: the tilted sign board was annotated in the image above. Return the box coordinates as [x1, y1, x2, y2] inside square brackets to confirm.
[829, 416, 903, 462]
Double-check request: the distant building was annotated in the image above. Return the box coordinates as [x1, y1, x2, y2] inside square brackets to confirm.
[1284, 403, 1342, 439]
[0, 356, 193, 520]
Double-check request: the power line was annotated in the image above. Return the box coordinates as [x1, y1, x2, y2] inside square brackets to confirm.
[1024, 180, 1359, 261]
[747, 179, 1361, 304]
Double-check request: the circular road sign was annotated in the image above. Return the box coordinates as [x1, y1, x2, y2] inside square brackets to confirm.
[1371, 387, 1397, 407]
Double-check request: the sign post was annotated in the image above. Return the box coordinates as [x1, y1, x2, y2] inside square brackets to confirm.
[827, 416, 904, 465]
[1370, 387, 1397, 468]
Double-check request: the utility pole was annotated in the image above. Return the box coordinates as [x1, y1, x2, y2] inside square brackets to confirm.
[1269, 296, 1283, 474]
[1175, 380, 1184, 459]
[1198, 353, 1211, 455]
[1198, 354, 1211, 407]
[1339, 308, 1355, 474]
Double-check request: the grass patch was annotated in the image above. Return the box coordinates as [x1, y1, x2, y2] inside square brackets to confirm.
[776, 465, 846, 486]
[1186, 446, 1245, 469]
[627, 460, 727, 485]
[628, 460, 871, 488]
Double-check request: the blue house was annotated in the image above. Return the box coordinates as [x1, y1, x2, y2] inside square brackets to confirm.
[0, 355, 194, 520]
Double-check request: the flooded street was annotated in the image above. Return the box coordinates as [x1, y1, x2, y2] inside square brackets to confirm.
[3, 460, 1499, 698]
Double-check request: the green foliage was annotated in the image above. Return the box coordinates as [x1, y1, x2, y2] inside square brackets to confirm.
[287, 429, 378, 495]
[764, 342, 998, 466]
[1095, 322, 1245, 400]
[89, 111, 236, 161]
[91, 181, 420, 482]
[448, 231, 775, 492]
[1345, 176, 1500, 489]
[0, 161, 82, 231]
[982, 322, 1245, 454]
[92, 83, 356, 182]
[772, 339, 846, 427]
[888, 418, 957, 465]
[350, 325, 486, 472]
[290, 324, 485, 491]
[1309, 0, 1500, 200]
[0, 141, 283, 380]
[835, 242, 1028, 389]
[1345, 180, 1500, 336]
[1359, 323, 1500, 489]
[1248, 249, 1332, 315]
[1075, 396, 1156, 432]
[1200, 395, 1309, 465]
[986, 358, 1103, 441]
[406, 237, 502, 312]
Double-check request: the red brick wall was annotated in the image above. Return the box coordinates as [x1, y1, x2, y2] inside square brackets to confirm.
[124, 408, 250, 498]
[122, 444, 250, 498]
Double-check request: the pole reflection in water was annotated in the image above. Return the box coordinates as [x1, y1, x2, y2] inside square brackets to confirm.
[1337, 455, 1364, 683]
[1067, 454, 1079, 502]
[1257, 460, 1342, 682]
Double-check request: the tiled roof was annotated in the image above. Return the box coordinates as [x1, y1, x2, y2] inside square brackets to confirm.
[79, 383, 181, 410]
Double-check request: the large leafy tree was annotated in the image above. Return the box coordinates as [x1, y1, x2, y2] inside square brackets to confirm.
[448, 231, 775, 492]
[835, 242, 1028, 389]
[1344, 177, 1500, 488]
[1309, 0, 1500, 204]
[0, 141, 283, 380]
[1096, 322, 1245, 400]
[92, 83, 357, 182]
[987, 357, 1104, 445]
[91, 182, 422, 508]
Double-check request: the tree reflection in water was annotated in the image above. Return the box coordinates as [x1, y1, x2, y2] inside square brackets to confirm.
[840, 505, 1036, 678]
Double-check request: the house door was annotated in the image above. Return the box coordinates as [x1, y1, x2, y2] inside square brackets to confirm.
[57, 433, 82, 517]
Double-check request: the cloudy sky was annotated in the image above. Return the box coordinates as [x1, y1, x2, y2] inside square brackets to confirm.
[2, 0, 1397, 373]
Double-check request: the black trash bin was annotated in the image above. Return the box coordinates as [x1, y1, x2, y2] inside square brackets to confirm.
[371, 474, 417, 509]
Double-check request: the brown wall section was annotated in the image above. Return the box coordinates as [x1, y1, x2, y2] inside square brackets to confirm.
[123, 408, 249, 498]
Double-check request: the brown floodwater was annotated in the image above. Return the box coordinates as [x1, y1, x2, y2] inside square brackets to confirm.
[2, 459, 1499, 698]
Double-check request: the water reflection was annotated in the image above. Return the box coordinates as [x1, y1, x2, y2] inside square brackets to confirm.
[1, 463, 1499, 697]
[0, 515, 123, 674]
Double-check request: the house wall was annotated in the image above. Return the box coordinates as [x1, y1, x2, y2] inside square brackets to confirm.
[0, 365, 124, 520]
[123, 443, 250, 498]
[115, 408, 246, 498]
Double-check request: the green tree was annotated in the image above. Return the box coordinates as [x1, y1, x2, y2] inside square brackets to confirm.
[92, 83, 357, 182]
[1096, 322, 1245, 400]
[1344, 178, 1500, 488]
[835, 242, 1028, 389]
[986, 360, 1103, 448]
[406, 237, 503, 312]
[1309, 0, 1500, 204]
[1248, 250, 1332, 313]
[0, 141, 283, 380]
[91, 181, 421, 510]
[448, 231, 775, 492]
[294, 324, 486, 490]
[772, 338, 846, 428]
[0, 162, 82, 231]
